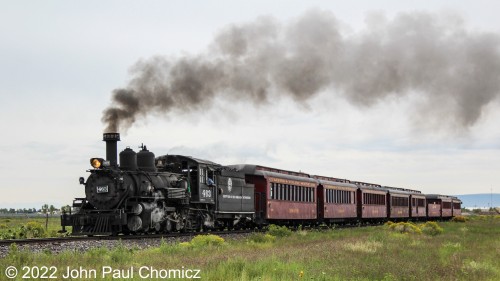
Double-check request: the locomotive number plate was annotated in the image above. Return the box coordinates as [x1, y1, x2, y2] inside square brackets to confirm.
[96, 185, 109, 193]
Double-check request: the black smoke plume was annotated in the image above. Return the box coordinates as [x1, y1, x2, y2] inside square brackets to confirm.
[103, 10, 500, 133]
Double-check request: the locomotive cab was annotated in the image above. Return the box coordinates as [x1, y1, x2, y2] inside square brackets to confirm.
[156, 155, 219, 203]
[157, 155, 255, 229]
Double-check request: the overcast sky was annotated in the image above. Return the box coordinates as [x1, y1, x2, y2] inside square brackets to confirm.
[1, 0, 499, 209]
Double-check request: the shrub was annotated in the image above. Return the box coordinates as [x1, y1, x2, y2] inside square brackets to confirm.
[451, 215, 467, 222]
[190, 234, 225, 248]
[19, 221, 46, 238]
[421, 221, 444, 236]
[0, 232, 15, 239]
[247, 233, 276, 243]
[388, 222, 422, 234]
[0, 223, 7, 229]
[268, 224, 292, 237]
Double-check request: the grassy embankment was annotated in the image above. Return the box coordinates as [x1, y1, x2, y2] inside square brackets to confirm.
[1, 216, 499, 280]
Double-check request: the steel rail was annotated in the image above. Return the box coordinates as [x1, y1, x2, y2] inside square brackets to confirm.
[0, 229, 253, 246]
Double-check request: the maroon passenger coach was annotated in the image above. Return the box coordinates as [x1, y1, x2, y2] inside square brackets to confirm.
[385, 187, 411, 220]
[356, 182, 387, 220]
[314, 176, 357, 223]
[452, 197, 462, 216]
[231, 164, 317, 225]
[411, 192, 427, 219]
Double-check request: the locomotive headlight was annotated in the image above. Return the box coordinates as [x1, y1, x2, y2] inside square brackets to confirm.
[90, 158, 104, 168]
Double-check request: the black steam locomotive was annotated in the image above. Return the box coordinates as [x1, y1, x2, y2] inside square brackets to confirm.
[61, 133, 254, 235]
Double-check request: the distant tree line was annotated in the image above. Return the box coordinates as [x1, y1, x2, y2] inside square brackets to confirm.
[0, 205, 71, 215]
[0, 208, 39, 214]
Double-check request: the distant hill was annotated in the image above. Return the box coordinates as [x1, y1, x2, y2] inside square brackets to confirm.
[455, 194, 500, 209]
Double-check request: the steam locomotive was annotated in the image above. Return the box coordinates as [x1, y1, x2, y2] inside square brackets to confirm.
[61, 133, 461, 235]
[61, 133, 254, 235]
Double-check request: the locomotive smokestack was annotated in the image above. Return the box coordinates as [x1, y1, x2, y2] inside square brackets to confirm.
[103, 133, 120, 166]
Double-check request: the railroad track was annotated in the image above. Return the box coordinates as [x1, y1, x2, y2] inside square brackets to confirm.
[0, 222, 395, 246]
[0, 229, 254, 246]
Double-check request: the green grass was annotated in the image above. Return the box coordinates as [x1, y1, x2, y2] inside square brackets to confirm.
[0, 216, 68, 239]
[1, 218, 499, 280]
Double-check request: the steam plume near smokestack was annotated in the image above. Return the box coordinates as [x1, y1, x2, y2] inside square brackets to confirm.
[103, 10, 500, 133]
